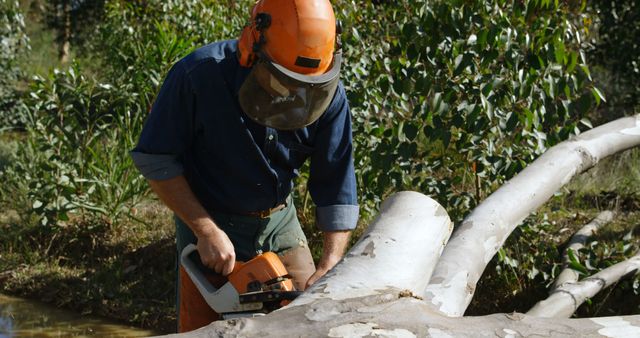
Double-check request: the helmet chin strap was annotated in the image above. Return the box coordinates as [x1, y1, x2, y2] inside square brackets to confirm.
[252, 13, 271, 54]
[336, 20, 343, 51]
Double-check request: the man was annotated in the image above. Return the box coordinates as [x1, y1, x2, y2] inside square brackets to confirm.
[130, 0, 358, 332]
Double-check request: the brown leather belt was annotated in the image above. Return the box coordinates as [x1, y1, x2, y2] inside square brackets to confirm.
[243, 203, 287, 218]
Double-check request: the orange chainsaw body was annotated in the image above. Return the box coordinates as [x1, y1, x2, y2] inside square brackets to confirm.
[229, 251, 295, 294]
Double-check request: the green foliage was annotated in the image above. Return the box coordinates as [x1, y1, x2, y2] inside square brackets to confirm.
[338, 0, 598, 221]
[587, 0, 640, 122]
[2, 0, 255, 229]
[0, 0, 29, 129]
[5, 0, 603, 242]
[93, 0, 250, 99]
[2, 66, 147, 228]
[43, 0, 107, 50]
[494, 214, 561, 292]
[484, 207, 640, 315]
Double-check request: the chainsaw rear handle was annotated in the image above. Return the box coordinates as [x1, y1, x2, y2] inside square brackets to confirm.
[180, 244, 259, 313]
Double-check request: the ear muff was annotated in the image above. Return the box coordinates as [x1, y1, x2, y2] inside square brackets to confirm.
[238, 24, 257, 67]
[238, 12, 272, 67]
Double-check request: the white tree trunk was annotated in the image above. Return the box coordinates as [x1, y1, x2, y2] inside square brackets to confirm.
[424, 115, 640, 316]
[528, 254, 640, 318]
[290, 191, 453, 306]
[171, 289, 640, 337]
[553, 211, 614, 290]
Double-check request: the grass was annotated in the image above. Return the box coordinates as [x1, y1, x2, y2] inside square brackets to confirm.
[0, 198, 178, 333]
[0, 132, 20, 171]
[568, 148, 640, 200]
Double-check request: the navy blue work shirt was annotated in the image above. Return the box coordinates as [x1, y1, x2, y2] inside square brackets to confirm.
[130, 40, 359, 231]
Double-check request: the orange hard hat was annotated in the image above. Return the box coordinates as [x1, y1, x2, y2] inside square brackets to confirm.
[238, 0, 338, 75]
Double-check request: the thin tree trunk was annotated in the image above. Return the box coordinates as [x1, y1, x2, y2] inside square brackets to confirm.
[528, 253, 640, 318]
[552, 211, 614, 291]
[59, 0, 71, 63]
[424, 115, 640, 317]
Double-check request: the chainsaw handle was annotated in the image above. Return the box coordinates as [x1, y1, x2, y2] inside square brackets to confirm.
[180, 244, 219, 292]
[182, 244, 245, 274]
[180, 244, 256, 314]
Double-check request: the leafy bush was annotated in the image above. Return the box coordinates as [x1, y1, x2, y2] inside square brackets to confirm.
[337, 0, 599, 221]
[1, 0, 250, 229]
[93, 0, 251, 106]
[586, 0, 640, 123]
[5, 0, 602, 230]
[3, 66, 147, 228]
[0, 0, 29, 129]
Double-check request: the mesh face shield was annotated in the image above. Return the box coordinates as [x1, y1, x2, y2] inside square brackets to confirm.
[238, 53, 342, 130]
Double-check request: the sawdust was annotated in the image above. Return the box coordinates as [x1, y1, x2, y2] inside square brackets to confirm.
[398, 290, 423, 300]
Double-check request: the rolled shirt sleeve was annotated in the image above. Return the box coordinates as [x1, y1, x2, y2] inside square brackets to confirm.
[316, 205, 359, 232]
[309, 84, 359, 232]
[130, 61, 194, 180]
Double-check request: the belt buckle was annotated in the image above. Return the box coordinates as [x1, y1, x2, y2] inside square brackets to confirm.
[256, 209, 271, 218]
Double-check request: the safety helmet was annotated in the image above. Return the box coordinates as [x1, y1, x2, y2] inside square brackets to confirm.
[237, 0, 343, 130]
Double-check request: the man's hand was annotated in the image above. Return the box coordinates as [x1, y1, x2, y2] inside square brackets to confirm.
[148, 175, 236, 275]
[196, 226, 236, 276]
[305, 230, 351, 289]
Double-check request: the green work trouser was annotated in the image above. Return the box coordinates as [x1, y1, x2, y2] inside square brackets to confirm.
[174, 197, 314, 321]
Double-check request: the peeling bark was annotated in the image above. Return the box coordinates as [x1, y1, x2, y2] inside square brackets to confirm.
[170, 289, 640, 338]
[552, 211, 615, 290]
[424, 115, 640, 316]
[527, 254, 640, 318]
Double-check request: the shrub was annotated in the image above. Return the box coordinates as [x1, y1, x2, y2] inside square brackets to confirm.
[0, 0, 29, 129]
[3, 66, 147, 228]
[336, 0, 599, 221]
[586, 0, 640, 123]
[5, 0, 602, 230]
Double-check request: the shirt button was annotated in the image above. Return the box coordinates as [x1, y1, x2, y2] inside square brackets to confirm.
[268, 134, 274, 141]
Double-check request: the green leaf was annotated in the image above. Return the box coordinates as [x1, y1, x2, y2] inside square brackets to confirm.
[404, 124, 419, 141]
[579, 118, 593, 129]
[554, 40, 566, 64]
[591, 87, 606, 105]
[567, 51, 578, 72]
[567, 249, 588, 275]
[477, 29, 489, 49]
[442, 130, 452, 149]
[506, 112, 519, 131]
[573, 94, 593, 115]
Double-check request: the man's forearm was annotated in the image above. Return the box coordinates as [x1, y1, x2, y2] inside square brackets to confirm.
[304, 230, 351, 289]
[317, 230, 351, 270]
[148, 175, 236, 275]
[147, 175, 217, 237]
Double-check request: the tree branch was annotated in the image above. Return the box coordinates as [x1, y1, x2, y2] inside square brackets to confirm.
[527, 253, 640, 318]
[424, 115, 640, 316]
[553, 211, 615, 290]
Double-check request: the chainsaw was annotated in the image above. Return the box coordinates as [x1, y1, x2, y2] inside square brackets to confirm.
[180, 244, 302, 319]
